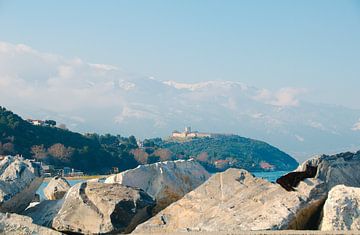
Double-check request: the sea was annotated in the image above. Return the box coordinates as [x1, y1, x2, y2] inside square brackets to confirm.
[37, 171, 288, 201]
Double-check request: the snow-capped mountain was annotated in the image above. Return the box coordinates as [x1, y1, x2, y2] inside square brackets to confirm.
[1, 41, 360, 162]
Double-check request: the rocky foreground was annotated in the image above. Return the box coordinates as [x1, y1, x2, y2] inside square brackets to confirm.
[1, 152, 360, 234]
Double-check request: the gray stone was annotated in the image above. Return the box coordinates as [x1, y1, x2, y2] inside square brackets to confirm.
[44, 176, 70, 200]
[52, 181, 155, 234]
[320, 185, 360, 231]
[297, 151, 360, 191]
[105, 159, 210, 212]
[23, 199, 64, 228]
[0, 213, 61, 235]
[0, 155, 43, 213]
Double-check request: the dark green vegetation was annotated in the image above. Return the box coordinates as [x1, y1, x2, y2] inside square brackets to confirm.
[0, 106, 138, 174]
[0, 106, 298, 174]
[143, 135, 299, 172]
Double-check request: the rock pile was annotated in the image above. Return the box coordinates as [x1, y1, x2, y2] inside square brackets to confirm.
[133, 168, 326, 233]
[133, 151, 360, 233]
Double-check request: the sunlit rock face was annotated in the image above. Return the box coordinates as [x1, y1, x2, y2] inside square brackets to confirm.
[0, 213, 61, 235]
[0, 155, 43, 213]
[44, 176, 70, 200]
[134, 151, 360, 233]
[52, 182, 155, 234]
[321, 185, 360, 231]
[105, 159, 211, 213]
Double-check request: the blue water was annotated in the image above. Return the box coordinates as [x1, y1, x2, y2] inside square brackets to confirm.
[37, 179, 84, 201]
[37, 171, 287, 201]
[251, 170, 288, 183]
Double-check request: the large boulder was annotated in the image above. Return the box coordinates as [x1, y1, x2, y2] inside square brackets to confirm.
[22, 199, 64, 228]
[52, 181, 155, 234]
[0, 155, 43, 213]
[320, 185, 360, 230]
[133, 168, 326, 233]
[134, 151, 360, 233]
[44, 176, 70, 200]
[105, 159, 210, 212]
[0, 213, 61, 235]
[297, 151, 360, 191]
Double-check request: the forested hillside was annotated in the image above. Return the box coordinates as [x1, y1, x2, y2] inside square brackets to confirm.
[0, 106, 138, 174]
[140, 135, 298, 172]
[0, 106, 298, 174]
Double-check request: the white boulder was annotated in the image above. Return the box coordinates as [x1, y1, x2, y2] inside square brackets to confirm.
[321, 185, 360, 230]
[105, 159, 210, 212]
[44, 176, 70, 200]
[52, 181, 156, 234]
[0, 155, 43, 213]
[0, 213, 61, 235]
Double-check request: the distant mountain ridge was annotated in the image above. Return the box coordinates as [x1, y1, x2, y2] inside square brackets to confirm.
[1, 41, 360, 162]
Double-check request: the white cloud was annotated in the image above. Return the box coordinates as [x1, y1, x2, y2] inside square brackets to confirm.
[163, 80, 248, 91]
[352, 119, 360, 131]
[272, 88, 304, 107]
[90, 63, 119, 71]
[254, 87, 306, 107]
[295, 134, 305, 142]
[0, 41, 127, 116]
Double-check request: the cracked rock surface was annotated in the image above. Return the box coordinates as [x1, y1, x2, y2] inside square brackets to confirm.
[52, 181, 155, 234]
[134, 151, 360, 233]
[44, 176, 70, 200]
[321, 185, 360, 231]
[105, 159, 210, 213]
[0, 155, 43, 213]
[133, 168, 326, 233]
[0, 213, 61, 235]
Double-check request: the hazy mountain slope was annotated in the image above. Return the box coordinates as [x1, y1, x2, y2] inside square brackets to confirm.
[1, 41, 360, 162]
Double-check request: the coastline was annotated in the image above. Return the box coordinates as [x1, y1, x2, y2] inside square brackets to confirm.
[43, 175, 110, 182]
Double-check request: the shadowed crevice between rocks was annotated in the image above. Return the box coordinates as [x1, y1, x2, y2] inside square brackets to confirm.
[287, 198, 326, 230]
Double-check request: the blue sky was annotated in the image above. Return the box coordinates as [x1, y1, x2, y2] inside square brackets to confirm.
[0, 0, 360, 108]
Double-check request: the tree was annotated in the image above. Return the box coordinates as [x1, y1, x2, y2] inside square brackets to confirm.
[48, 143, 74, 163]
[0, 142, 15, 155]
[31, 145, 47, 160]
[128, 135, 138, 148]
[45, 120, 56, 127]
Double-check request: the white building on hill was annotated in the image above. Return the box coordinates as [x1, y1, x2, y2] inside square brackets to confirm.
[172, 127, 211, 138]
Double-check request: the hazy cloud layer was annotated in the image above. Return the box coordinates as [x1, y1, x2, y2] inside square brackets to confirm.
[1, 41, 360, 161]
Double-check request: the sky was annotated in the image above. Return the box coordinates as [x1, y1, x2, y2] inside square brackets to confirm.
[0, 0, 360, 109]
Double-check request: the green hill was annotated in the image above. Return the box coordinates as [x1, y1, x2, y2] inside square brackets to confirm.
[142, 135, 299, 172]
[0, 106, 138, 174]
[0, 106, 298, 174]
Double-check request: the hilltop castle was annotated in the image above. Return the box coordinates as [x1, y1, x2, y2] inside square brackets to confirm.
[171, 127, 211, 138]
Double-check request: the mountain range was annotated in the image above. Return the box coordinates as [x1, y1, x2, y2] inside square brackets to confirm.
[1, 41, 360, 162]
